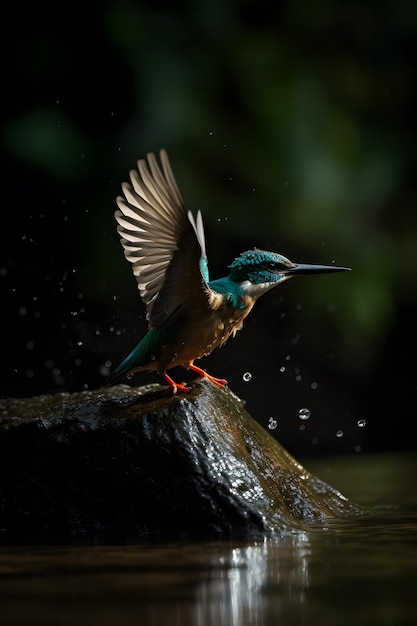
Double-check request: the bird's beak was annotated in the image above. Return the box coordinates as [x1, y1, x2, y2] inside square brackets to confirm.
[284, 263, 351, 276]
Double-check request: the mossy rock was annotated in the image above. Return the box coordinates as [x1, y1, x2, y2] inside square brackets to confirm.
[0, 380, 360, 543]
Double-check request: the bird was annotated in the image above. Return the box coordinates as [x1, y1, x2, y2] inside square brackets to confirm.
[108, 149, 350, 393]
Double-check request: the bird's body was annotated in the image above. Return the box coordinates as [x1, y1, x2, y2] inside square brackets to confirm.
[108, 150, 350, 393]
[113, 289, 252, 380]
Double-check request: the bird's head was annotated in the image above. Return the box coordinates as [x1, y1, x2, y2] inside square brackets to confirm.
[228, 249, 350, 297]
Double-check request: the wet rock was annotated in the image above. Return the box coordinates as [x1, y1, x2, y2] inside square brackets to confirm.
[0, 380, 360, 543]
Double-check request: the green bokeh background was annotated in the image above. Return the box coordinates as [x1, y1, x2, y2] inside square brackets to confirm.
[2, 1, 416, 455]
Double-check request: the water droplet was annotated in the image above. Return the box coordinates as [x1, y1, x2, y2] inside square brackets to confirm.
[268, 417, 277, 430]
[150, 354, 156, 361]
[357, 419, 366, 428]
[298, 408, 310, 420]
[242, 372, 252, 382]
[311, 382, 318, 390]
[336, 429, 344, 438]
[279, 366, 285, 373]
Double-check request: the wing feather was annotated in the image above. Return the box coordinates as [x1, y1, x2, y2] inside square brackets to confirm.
[114, 149, 212, 328]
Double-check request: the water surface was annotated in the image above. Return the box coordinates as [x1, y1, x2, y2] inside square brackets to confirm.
[0, 453, 415, 626]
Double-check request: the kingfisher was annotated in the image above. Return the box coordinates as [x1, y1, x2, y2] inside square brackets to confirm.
[108, 149, 350, 393]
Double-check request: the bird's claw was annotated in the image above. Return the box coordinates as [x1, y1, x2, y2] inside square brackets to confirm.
[163, 373, 190, 394]
[205, 375, 228, 388]
[187, 364, 228, 388]
[172, 382, 191, 394]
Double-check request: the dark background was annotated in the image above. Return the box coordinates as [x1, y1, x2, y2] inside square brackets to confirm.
[2, 1, 416, 457]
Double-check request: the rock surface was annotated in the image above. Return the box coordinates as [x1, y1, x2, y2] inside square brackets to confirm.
[0, 380, 360, 543]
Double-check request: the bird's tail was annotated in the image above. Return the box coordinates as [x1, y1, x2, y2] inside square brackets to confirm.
[105, 349, 140, 386]
[106, 327, 163, 387]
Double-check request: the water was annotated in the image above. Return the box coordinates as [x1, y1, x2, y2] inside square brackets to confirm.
[0, 452, 416, 626]
[298, 408, 310, 420]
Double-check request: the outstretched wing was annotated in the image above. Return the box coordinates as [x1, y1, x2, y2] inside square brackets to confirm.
[114, 149, 210, 328]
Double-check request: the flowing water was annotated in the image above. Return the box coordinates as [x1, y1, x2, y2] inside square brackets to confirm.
[0, 452, 415, 626]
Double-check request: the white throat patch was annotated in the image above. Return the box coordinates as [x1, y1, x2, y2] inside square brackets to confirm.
[240, 276, 290, 296]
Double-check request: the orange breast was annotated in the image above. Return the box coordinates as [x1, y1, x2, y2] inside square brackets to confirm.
[156, 295, 254, 372]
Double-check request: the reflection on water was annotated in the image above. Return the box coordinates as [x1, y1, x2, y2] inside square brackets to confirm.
[0, 453, 416, 626]
[195, 532, 311, 626]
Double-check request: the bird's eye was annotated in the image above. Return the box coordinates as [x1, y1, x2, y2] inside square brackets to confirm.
[265, 261, 286, 272]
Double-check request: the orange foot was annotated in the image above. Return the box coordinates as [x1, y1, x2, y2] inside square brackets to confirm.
[163, 373, 191, 394]
[188, 364, 228, 388]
